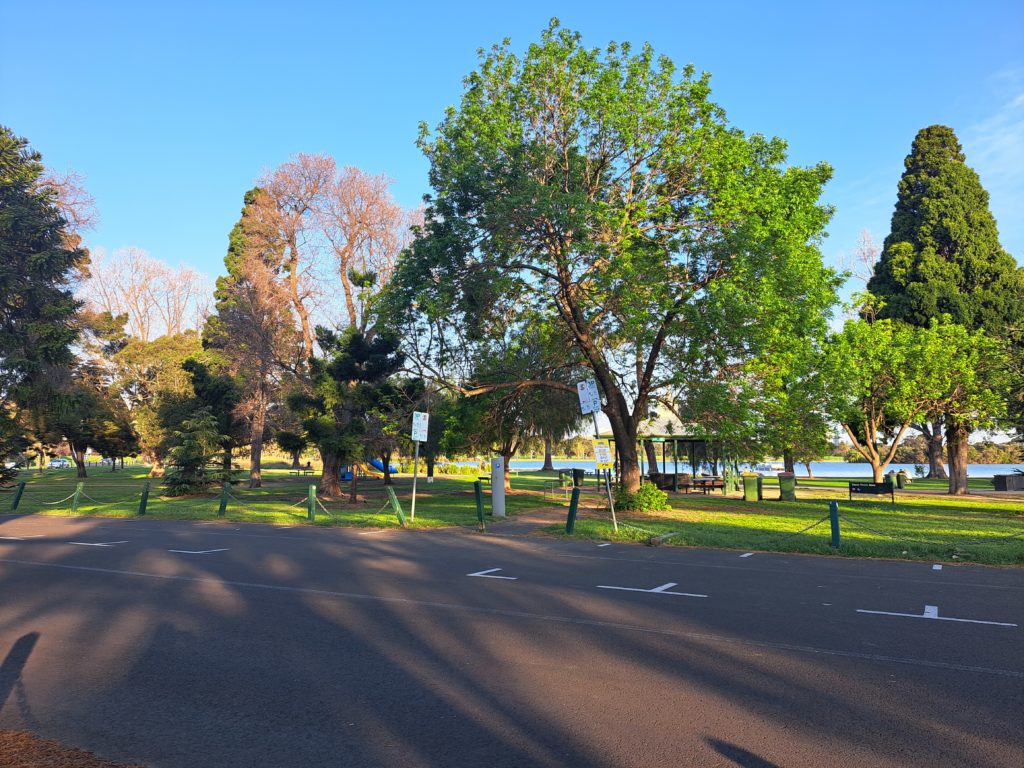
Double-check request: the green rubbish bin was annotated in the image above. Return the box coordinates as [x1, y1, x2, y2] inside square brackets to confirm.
[896, 471, 908, 489]
[742, 474, 762, 502]
[778, 472, 796, 502]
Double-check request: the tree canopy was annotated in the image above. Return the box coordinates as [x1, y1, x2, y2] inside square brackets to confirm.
[384, 20, 838, 490]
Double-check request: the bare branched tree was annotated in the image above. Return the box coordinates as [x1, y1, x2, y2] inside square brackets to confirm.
[254, 153, 336, 357]
[80, 247, 210, 340]
[319, 167, 420, 332]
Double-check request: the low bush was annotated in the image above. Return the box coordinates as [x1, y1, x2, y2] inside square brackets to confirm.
[615, 483, 669, 512]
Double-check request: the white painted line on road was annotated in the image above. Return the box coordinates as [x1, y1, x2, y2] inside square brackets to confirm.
[3, 555, 1022, 680]
[357, 530, 390, 536]
[857, 604, 1017, 627]
[0, 535, 44, 540]
[597, 582, 708, 598]
[467, 568, 517, 580]
[167, 548, 229, 555]
[933, 564, 942, 571]
[597, 543, 612, 547]
[740, 552, 754, 558]
[68, 541, 129, 547]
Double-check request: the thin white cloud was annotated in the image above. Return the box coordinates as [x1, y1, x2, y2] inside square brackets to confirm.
[963, 70, 1024, 258]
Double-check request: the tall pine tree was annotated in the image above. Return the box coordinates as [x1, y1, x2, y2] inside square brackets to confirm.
[868, 125, 1024, 493]
[204, 188, 299, 487]
[0, 126, 88, 475]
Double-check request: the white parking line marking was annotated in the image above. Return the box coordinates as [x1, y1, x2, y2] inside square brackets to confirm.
[467, 568, 517, 580]
[933, 564, 942, 571]
[167, 549, 229, 555]
[597, 543, 612, 547]
[597, 582, 708, 598]
[740, 552, 754, 558]
[0, 535, 44, 540]
[357, 530, 390, 536]
[68, 541, 129, 547]
[857, 604, 1017, 627]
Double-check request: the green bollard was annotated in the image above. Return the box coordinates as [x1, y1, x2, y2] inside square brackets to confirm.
[307, 484, 316, 522]
[218, 483, 229, 517]
[138, 481, 150, 516]
[386, 486, 407, 527]
[565, 487, 581, 534]
[11, 481, 26, 511]
[474, 480, 485, 531]
[829, 500, 841, 549]
[70, 482, 84, 513]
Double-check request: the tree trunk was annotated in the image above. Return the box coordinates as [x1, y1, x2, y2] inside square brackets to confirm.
[802, 461, 814, 479]
[319, 450, 343, 497]
[70, 443, 87, 478]
[248, 388, 267, 489]
[426, 455, 435, 481]
[290, 451, 301, 470]
[349, 462, 359, 503]
[926, 418, 948, 479]
[611, 426, 640, 492]
[541, 437, 555, 472]
[945, 419, 970, 496]
[783, 448, 795, 474]
[643, 440, 659, 478]
[871, 462, 883, 483]
[222, 449, 232, 478]
[501, 449, 514, 493]
[382, 451, 393, 485]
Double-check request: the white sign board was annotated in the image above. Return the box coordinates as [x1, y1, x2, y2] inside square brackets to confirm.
[411, 411, 429, 443]
[577, 379, 602, 416]
[592, 439, 614, 470]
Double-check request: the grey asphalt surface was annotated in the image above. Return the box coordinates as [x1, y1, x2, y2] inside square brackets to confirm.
[1, 513, 1022, 767]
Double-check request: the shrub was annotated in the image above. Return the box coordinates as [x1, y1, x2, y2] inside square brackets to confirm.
[615, 483, 669, 512]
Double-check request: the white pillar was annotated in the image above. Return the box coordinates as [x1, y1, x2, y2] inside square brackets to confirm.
[490, 456, 506, 517]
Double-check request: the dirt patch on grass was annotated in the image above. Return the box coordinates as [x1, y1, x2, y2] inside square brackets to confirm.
[0, 730, 144, 767]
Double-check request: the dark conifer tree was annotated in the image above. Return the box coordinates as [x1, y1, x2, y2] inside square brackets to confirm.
[868, 125, 1024, 492]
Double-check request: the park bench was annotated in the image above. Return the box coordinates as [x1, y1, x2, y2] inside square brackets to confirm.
[478, 474, 490, 486]
[288, 469, 314, 476]
[848, 480, 895, 504]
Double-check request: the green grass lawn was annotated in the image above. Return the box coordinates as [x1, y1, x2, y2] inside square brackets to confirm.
[4, 465, 1023, 564]
[549, 485, 1024, 564]
[0, 464, 555, 529]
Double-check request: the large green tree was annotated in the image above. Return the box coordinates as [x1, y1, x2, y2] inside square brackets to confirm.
[384, 21, 836, 491]
[288, 329, 404, 497]
[867, 125, 1024, 487]
[0, 126, 87, 445]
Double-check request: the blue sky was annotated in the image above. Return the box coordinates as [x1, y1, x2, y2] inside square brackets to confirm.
[4, 0, 1023, 296]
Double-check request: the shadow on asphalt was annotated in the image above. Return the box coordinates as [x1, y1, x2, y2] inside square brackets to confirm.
[707, 737, 780, 767]
[0, 514, 1020, 767]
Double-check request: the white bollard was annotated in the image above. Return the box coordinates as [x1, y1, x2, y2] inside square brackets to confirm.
[490, 456, 506, 517]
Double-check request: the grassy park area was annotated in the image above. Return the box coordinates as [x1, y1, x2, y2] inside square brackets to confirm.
[4, 465, 1023, 565]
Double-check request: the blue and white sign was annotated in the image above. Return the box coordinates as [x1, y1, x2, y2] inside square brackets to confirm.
[411, 411, 429, 443]
[577, 379, 602, 415]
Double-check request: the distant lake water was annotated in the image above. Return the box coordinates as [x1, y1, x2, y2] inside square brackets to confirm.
[496, 459, 1024, 478]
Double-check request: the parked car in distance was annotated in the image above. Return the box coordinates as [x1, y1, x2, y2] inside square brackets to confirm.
[98, 457, 113, 466]
[48, 458, 71, 469]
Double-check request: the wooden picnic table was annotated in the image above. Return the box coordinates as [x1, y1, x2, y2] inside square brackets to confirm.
[289, 469, 315, 476]
[692, 476, 725, 494]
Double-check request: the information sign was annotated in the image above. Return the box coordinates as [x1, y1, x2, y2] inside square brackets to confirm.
[592, 439, 614, 470]
[577, 379, 602, 415]
[411, 411, 429, 443]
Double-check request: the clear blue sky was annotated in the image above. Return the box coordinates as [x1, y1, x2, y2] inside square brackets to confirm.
[4, 0, 1022, 293]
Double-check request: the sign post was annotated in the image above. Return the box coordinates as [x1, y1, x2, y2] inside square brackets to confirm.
[410, 411, 429, 521]
[577, 379, 618, 532]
